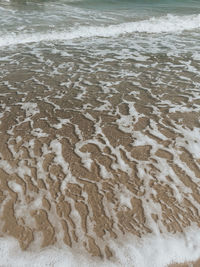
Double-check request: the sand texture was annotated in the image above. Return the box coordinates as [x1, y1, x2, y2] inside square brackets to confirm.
[170, 258, 200, 267]
[0, 46, 200, 265]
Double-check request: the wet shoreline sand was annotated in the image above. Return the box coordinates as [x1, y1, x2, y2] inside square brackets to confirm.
[170, 258, 200, 267]
[0, 44, 200, 265]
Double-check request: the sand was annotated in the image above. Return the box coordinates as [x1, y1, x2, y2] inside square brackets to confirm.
[0, 47, 200, 266]
[170, 258, 200, 267]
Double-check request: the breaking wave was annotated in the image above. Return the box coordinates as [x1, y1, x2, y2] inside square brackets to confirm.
[1, 14, 200, 47]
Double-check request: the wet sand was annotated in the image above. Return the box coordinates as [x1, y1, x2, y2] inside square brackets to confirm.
[170, 258, 200, 267]
[0, 45, 200, 265]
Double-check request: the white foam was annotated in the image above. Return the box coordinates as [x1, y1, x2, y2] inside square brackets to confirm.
[174, 125, 200, 159]
[20, 102, 39, 117]
[98, 163, 113, 180]
[111, 227, 200, 267]
[0, 226, 200, 267]
[1, 14, 200, 47]
[8, 181, 23, 194]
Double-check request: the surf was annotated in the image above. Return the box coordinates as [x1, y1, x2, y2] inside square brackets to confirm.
[1, 14, 200, 47]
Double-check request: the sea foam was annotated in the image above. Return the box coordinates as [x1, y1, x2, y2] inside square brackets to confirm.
[0, 14, 200, 47]
[0, 226, 200, 267]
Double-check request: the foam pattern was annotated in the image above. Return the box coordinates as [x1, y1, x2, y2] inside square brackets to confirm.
[0, 38, 200, 266]
[0, 0, 200, 265]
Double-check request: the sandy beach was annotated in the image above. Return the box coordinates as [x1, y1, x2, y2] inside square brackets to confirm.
[0, 1, 200, 266]
[0, 48, 200, 266]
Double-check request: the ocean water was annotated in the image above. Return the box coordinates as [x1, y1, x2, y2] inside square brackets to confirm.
[0, 0, 200, 266]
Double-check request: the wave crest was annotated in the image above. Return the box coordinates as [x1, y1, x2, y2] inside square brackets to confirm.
[1, 14, 200, 47]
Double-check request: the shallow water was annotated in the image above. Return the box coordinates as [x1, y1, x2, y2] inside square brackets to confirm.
[0, 0, 200, 266]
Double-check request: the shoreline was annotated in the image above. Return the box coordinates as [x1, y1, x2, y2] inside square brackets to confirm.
[0, 23, 200, 266]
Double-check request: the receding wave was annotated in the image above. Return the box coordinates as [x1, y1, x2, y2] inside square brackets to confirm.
[1, 14, 200, 47]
